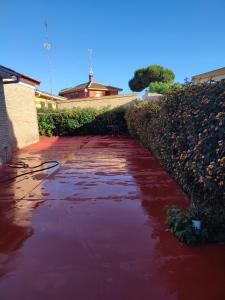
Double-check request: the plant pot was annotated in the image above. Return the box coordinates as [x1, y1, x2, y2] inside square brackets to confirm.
[192, 219, 201, 230]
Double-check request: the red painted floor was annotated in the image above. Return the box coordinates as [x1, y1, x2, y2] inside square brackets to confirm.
[0, 136, 224, 300]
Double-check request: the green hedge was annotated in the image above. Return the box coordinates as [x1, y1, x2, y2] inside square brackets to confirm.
[37, 106, 128, 136]
[126, 81, 225, 215]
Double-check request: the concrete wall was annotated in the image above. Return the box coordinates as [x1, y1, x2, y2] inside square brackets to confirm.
[0, 80, 12, 164]
[3, 82, 39, 149]
[56, 93, 137, 110]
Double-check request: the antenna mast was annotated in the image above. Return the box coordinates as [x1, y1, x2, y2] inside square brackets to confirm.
[88, 48, 93, 74]
[44, 21, 53, 96]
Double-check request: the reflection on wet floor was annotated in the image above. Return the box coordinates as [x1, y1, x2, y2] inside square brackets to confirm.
[0, 136, 224, 300]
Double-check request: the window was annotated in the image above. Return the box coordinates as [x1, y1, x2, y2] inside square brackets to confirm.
[41, 102, 45, 108]
[48, 103, 53, 109]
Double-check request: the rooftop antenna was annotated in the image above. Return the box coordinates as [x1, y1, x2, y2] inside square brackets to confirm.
[44, 21, 53, 96]
[88, 48, 94, 75]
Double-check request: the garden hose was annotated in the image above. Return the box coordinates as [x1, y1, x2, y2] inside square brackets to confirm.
[0, 160, 60, 184]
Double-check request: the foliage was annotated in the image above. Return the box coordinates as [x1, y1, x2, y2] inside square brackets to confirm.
[37, 106, 128, 136]
[126, 80, 225, 215]
[129, 64, 175, 92]
[167, 205, 225, 245]
[149, 81, 183, 94]
[125, 100, 160, 138]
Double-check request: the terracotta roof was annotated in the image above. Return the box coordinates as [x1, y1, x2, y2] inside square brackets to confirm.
[20, 73, 41, 85]
[59, 81, 122, 95]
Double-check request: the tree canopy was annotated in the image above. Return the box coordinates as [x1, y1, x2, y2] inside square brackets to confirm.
[149, 81, 183, 94]
[129, 64, 175, 92]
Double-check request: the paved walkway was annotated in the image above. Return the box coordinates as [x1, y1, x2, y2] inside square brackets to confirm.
[0, 136, 224, 300]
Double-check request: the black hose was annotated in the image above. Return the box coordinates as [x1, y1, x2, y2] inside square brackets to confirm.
[0, 160, 59, 184]
[8, 161, 29, 168]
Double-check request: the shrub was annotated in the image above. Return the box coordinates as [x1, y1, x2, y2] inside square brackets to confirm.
[126, 80, 225, 215]
[125, 100, 160, 139]
[37, 106, 128, 136]
[148, 81, 183, 94]
[167, 205, 225, 245]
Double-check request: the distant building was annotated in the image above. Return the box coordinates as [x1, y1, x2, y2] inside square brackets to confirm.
[192, 67, 225, 83]
[59, 71, 122, 99]
[142, 91, 164, 102]
[35, 90, 66, 109]
[0, 65, 40, 163]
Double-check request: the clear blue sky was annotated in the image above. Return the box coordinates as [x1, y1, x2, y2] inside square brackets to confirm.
[1, 0, 225, 95]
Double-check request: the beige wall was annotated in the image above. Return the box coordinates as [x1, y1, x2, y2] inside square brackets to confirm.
[0, 80, 12, 164]
[56, 93, 137, 110]
[3, 82, 39, 149]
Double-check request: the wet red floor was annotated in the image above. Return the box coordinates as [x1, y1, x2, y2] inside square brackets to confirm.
[0, 136, 224, 300]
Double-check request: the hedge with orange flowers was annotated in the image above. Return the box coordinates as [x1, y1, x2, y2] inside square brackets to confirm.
[126, 81, 225, 214]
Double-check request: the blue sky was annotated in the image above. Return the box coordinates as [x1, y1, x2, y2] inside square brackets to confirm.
[1, 0, 225, 95]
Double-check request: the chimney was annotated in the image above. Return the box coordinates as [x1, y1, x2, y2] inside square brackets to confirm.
[89, 69, 94, 83]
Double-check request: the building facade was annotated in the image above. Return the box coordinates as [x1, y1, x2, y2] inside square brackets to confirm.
[35, 90, 66, 109]
[59, 71, 122, 99]
[192, 67, 225, 83]
[0, 65, 40, 164]
[0, 66, 19, 164]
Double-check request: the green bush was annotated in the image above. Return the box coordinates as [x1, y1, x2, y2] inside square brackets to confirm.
[126, 80, 225, 215]
[37, 106, 128, 136]
[167, 205, 225, 245]
[148, 81, 183, 94]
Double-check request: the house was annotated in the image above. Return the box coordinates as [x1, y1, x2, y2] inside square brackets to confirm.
[35, 90, 66, 109]
[0, 65, 40, 164]
[192, 67, 225, 83]
[59, 71, 122, 99]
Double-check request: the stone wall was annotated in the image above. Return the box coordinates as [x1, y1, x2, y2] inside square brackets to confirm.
[56, 93, 137, 110]
[3, 83, 39, 149]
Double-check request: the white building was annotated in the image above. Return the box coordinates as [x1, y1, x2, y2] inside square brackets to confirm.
[142, 91, 164, 102]
[192, 67, 225, 83]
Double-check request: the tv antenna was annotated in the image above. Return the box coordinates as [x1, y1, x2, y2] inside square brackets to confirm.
[44, 21, 53, 96]
[88, 48, 93, 74]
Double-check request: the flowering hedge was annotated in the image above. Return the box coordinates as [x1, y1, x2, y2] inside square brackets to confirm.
[126, 81, 225, 214]
[38, 106, 127, 136]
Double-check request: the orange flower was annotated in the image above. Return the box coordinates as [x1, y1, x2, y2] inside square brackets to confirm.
[216, 112, 223, 119]
[201, 98, 209, 104]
